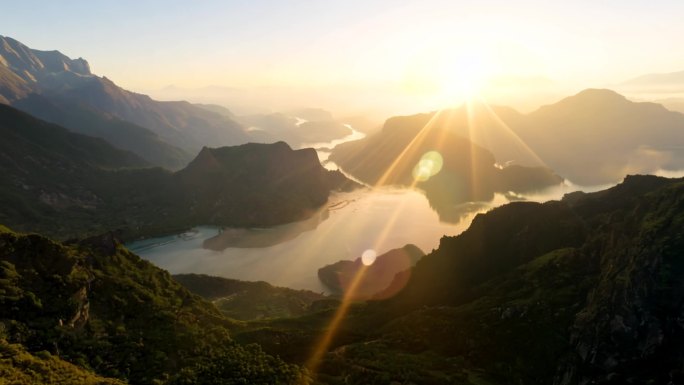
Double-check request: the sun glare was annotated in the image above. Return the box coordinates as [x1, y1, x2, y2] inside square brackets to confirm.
[405, 45, 498, 106]
[361, 249, 377, 266]
[436, 50, 494, 103]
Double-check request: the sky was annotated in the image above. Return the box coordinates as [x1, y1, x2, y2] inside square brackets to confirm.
[2, 0, 684, 113]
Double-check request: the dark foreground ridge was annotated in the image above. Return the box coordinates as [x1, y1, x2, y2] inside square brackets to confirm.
[236, 175, 684, 385]
[0, 226, 306, 384]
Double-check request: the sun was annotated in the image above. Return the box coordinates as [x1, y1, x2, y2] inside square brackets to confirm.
[403, 45, 497, 106]
[435, 49, 494, 103]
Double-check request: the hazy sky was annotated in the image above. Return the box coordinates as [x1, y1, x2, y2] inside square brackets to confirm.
[2, 0, 684, 111]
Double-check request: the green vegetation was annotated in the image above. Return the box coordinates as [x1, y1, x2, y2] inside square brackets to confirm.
[174, 274, 331, 321]
[2, 170, 683, 384]
[0, 104, 357, 241]
[0, 338, 125, 385]
[0, 227, 307, 384]
[234, 175, 684, 385]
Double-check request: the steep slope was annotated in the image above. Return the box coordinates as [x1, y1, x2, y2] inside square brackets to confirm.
[13, 93, 191, 169]
[236, 175, 684, 385]
[0, 116, 358, 239]
[175, 142, 357, 227]
[54, 77, 250, 152]
[0, 226, 305, 384]
[0, 35, 249, 161]
[0, 104, 156, 237]
[369, 175, 684, 384]
[0, 103, 147, 170]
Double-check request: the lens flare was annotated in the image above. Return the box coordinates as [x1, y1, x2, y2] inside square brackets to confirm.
[361, 249, 377, 266]
[412, 151, 443, 181]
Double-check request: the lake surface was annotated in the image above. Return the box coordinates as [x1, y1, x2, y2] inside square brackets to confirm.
[129, 125, 678, 292]
[128, 188, 490, 292]
[128, 180, 605, 292]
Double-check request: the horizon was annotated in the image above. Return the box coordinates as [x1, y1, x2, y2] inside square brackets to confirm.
[4, 0, 684, 116]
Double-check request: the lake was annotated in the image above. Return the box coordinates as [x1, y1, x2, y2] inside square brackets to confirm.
[127, 124, 658, 292]
[128, 187, 492, 292]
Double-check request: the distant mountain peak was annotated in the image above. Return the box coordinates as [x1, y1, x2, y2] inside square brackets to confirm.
[572, 88, 627, 101]
[0, 35, 92, 81]
[534, 88, 631, 114]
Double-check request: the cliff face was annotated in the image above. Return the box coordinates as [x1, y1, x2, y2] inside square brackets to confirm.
[553, 175, 684, 384]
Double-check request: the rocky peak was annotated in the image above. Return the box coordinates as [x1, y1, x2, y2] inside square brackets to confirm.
[0, 35, 92, 83]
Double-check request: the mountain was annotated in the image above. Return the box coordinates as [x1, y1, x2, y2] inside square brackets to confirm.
[519, 89, 684, 184]
[0, 112, 358, 239]
[329, 108, 561, 220]
[236, 175, 684, 384]
[174, 142, 358, 227]
[0, 35, 248, 165]
[0, 226, 306, 384]
[0, 104, 152, 237]
[12, 93, 191, 169]
[332, 89, 684, 191]
[0, 103, 147, 170]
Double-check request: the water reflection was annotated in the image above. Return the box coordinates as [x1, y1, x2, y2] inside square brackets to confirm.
[128, 188, 483, 292]
[203, 209, 329, 250]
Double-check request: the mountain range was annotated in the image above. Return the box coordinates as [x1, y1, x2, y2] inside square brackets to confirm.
[0, 103, 356, 239]
[332, 89, 684, 189]
[329, 107, 563, 220]
[0, 35, 249, 151]
[0, 36, 366, 169]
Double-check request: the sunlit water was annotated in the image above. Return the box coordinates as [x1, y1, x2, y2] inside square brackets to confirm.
[129, 188, 482, 292]
[127, 125, 684, 292]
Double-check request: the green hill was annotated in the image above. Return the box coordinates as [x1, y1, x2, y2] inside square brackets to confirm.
[236, 175, 684, 385]
[0, 226, 306, 384]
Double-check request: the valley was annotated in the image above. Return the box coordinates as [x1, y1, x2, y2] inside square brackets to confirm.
[2, 6, 684, 384]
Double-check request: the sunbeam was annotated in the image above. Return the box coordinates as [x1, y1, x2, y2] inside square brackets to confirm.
[374, 109, 449, 187]
[476, 95, 548, 168]
[304, 263, 370, 380]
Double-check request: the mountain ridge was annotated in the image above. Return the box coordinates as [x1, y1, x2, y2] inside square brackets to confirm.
[0, 36, 249, 167]
[0, 107, 358, 240]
